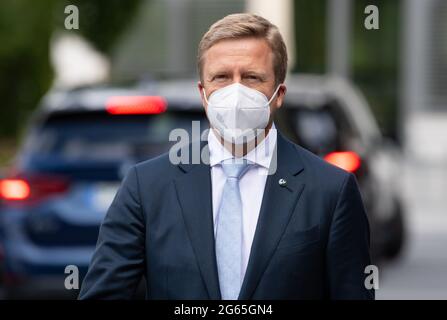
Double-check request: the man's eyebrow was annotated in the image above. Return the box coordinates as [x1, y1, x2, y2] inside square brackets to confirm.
[242, 70, 268, 78]
[205, 69, 269, 80]
[206, 70, 230, 80]
[208, 68, 230, 75]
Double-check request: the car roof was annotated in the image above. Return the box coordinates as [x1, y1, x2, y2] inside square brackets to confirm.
[284, 75, 382, 143]
[39, 78, 203, 114]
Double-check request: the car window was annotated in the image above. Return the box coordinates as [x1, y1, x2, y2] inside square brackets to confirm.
[275, 103, 356, 156]
[26, 111, 208, 163]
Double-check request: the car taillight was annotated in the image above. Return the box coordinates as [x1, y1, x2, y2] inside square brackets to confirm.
[0, 179, 30, 200]
[324, 151, 361, 173]
[106, 96, 167, 115]
[0, 174, 70, 204]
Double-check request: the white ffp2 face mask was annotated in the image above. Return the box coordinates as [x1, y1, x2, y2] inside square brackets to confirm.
[203, 82, 281, 145]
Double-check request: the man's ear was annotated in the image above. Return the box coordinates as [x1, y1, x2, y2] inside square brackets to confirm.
[198, 81, 207, 111]
[275, 84, 287, 109]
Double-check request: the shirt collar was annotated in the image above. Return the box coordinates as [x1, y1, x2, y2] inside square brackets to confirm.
[207, 123, 277, 169]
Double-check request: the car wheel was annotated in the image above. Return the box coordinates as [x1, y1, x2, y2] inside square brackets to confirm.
[383, 201, 406, 260]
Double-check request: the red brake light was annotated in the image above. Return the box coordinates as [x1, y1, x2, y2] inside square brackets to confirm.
[324, 151, 361, 173]
[0, 174, 69, 204]
[106, 96, 167, 115]
[0, 179, 31, 200]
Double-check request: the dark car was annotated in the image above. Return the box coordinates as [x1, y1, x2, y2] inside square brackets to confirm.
[0, 75, 404, 298]
[277, 75, 405, 263]
[0, 80, 208, 298]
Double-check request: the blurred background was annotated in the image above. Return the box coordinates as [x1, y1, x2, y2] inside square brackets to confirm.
[0, 0, 446, 299]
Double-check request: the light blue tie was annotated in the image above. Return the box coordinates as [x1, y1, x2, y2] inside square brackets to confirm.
[216, 159, 251, 300]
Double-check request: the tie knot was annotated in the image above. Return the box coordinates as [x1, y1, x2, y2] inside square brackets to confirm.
[221, 159, 252, 179]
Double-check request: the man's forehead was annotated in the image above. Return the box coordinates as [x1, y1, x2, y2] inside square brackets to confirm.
[203, 38, 274, 71]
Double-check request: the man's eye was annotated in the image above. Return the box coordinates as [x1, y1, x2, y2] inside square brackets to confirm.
[246, 75, 260, 81]
[214, 74, 227, 81]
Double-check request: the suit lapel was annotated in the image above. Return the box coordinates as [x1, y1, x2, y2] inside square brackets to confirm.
[238, 133, 305, 300]
[173, 142, 221, 300]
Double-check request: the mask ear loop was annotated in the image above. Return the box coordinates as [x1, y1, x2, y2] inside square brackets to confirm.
[202, 88, 210, 105]
[267, 84, 283, 105]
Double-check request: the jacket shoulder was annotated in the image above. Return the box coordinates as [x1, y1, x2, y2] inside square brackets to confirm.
[297, 144, 349, 178]
[290, 141, 352, 194]
[133, 151, 180, 182]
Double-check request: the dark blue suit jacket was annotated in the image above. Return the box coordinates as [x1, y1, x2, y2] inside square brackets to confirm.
[79, 132, 374, 299]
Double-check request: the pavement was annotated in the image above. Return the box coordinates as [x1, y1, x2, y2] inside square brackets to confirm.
[376, 160, 447, 299]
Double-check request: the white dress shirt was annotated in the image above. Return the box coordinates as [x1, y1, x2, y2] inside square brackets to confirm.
[208, 124, 277, 284]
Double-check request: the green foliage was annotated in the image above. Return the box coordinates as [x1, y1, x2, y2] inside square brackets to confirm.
[352, 0, 400, 140]
[292, 0, 400, 141]
[293, 0, 327, 73]
[0, 0, 142, 138]
[58, 0, 143, 54]
[0, 0, 57, 137]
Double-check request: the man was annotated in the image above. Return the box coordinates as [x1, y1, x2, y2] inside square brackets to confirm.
[79, 13, 374, 300]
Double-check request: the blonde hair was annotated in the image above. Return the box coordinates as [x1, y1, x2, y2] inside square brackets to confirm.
[198, 13, 288, 85]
